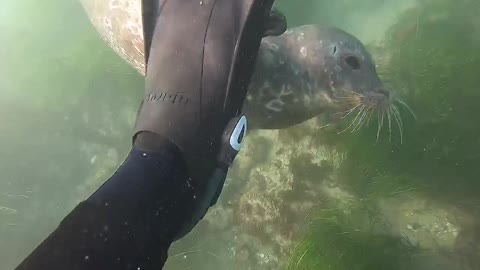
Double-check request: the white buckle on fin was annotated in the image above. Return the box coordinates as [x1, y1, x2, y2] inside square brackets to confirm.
[229, 115, 247, 151]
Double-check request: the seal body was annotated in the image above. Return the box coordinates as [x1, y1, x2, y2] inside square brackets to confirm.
[80, 0, 390, 130]
[80, 0, 146, 73]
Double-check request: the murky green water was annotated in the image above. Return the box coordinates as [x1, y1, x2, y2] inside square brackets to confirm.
[1, 0, 479, 269]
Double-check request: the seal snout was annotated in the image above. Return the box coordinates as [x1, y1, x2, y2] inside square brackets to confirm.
[360, 87, 392, 110]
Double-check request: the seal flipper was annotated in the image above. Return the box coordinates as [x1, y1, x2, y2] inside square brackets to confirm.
[263, 7, 287, 37]
[142, 0, 165, 65]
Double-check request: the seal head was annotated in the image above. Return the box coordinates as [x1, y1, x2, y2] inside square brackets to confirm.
[243, 25, 392, 130]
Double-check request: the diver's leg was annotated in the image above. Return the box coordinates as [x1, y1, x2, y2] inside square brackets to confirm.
[16, 139, 192, 270]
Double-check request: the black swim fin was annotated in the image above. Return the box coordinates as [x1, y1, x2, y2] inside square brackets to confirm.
[142, 1, 287, 65]
[142, 0, 164, 66]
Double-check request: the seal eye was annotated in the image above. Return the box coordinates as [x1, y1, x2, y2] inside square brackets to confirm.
[345, 55, 360, 69]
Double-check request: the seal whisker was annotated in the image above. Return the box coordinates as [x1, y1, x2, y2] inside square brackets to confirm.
[332, 104, 359, 115]
[0, 206, 17, 214]
[359, 108, 372, 131]
[376, 111, 384, 143]
[335, 96, 361, 99]
[337, 104, 361, 119]
[352, 105, 367, 124]
[381, 111, 385, 141]
[352, 107, 370, 133]
[387, 108, 392, 142]
[366, 109, 374, 126]
[336, 96, 362, 108]
[392, 104, 404, 132]
[337, 105, 365, 134]
[351, 111, 366, 133]
[395, 98, 417, 120]
[340, 105, 365, 134]
[393, 111, 403, 144]
[391, 105, 404, 144]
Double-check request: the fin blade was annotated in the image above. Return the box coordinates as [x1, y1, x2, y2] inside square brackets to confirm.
[142, 0, 165, 65]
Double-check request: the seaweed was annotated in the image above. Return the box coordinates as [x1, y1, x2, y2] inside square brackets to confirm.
[285, 200, 419, 270]
[318, 0, 480, 210]
[287, 0, 480, 268]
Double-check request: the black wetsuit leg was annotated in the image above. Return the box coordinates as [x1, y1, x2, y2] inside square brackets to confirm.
[15, 143, 193, 270]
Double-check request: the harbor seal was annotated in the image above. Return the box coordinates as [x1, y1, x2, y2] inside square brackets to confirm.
[80, 0, 414, 140]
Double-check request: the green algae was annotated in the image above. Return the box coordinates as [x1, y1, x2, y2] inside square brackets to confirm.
[286, 200, 418, 270]
[336, 0, 480, 206]
[287, 0, 480, 269]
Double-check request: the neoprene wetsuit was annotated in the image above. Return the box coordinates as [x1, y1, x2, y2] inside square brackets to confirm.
[16, 140, 190, 270]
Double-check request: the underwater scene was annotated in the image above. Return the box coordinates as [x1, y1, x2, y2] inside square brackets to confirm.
[1, 0, 480, 269]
